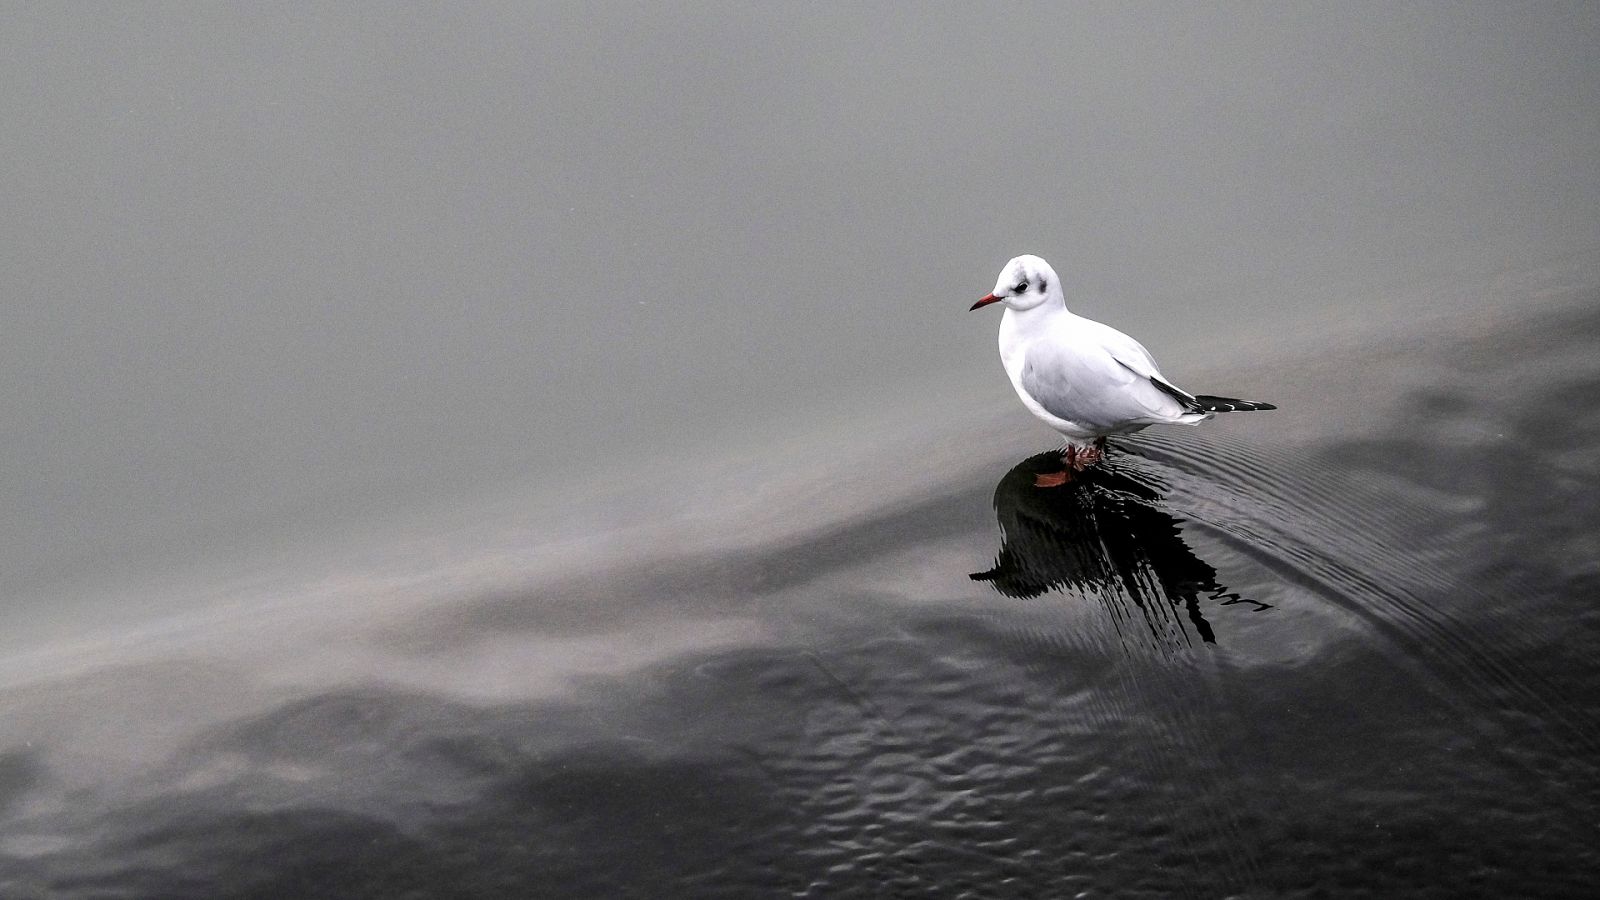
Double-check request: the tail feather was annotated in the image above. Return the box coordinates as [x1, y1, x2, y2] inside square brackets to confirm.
[1190, 394, 1276, 413]
[1149, 377, 1275, 413]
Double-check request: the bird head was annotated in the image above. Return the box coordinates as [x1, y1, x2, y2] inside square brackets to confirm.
[971, 255, 1063, 312]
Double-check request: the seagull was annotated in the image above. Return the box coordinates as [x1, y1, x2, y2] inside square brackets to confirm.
[971, 254, 1275, 487]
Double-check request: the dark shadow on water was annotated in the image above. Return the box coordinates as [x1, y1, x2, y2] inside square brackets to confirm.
[971, 450, 1265, 647]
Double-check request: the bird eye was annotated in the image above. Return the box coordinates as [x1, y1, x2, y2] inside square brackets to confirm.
[1014, 280, 1029, 293]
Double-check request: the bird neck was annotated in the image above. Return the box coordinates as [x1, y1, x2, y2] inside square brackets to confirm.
[1000, 300, 1067, 344]
[1040, 283, 1069, 314]
[1007, 298, 1067, 326]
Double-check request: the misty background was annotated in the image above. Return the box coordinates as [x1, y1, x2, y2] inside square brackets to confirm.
[3, 3, 1597, 646]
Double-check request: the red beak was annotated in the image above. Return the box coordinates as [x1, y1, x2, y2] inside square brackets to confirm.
[970, 293, 1001, 311]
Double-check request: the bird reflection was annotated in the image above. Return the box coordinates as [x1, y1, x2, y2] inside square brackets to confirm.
[971, 451, 1263, 647]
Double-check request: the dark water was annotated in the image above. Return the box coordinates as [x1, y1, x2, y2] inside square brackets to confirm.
[3, 296, 1598, 897]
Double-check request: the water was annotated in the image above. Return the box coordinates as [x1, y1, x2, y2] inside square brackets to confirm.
[2, 288, 1597, 897]
[5, 2, 1598, 615]
[3, 3, 1600, 897]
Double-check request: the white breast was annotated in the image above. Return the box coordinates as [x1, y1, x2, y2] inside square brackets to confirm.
[998, 309, 1099, 441]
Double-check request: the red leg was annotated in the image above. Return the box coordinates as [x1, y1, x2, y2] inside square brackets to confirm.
[1035, 446, 1078, 487]
[1068, 442, 1103, 471]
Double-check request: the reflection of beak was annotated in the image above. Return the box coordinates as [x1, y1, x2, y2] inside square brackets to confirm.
[970, 293, 1001, 311]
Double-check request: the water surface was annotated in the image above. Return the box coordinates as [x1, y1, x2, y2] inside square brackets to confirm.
[3, 289, 1598, 898]
[3, 4, 1600, 897]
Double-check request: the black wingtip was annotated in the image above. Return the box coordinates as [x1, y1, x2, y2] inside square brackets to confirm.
[1192, 395, 1276, 413]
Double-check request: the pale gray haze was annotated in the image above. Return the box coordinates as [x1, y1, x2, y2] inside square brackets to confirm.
[3, 3, 1597, 638]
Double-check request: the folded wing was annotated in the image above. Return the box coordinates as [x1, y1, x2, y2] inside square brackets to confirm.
[1019, 319, 1192, 429]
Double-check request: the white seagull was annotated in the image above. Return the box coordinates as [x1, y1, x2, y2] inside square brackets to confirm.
[971, 254, 1274, 486]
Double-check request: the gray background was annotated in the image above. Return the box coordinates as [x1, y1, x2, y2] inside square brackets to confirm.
[3, 3, 1597, 631]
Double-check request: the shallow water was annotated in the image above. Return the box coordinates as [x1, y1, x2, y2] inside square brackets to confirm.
[5, 5, 1600, 896]
[3, 293, 1597, 898]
